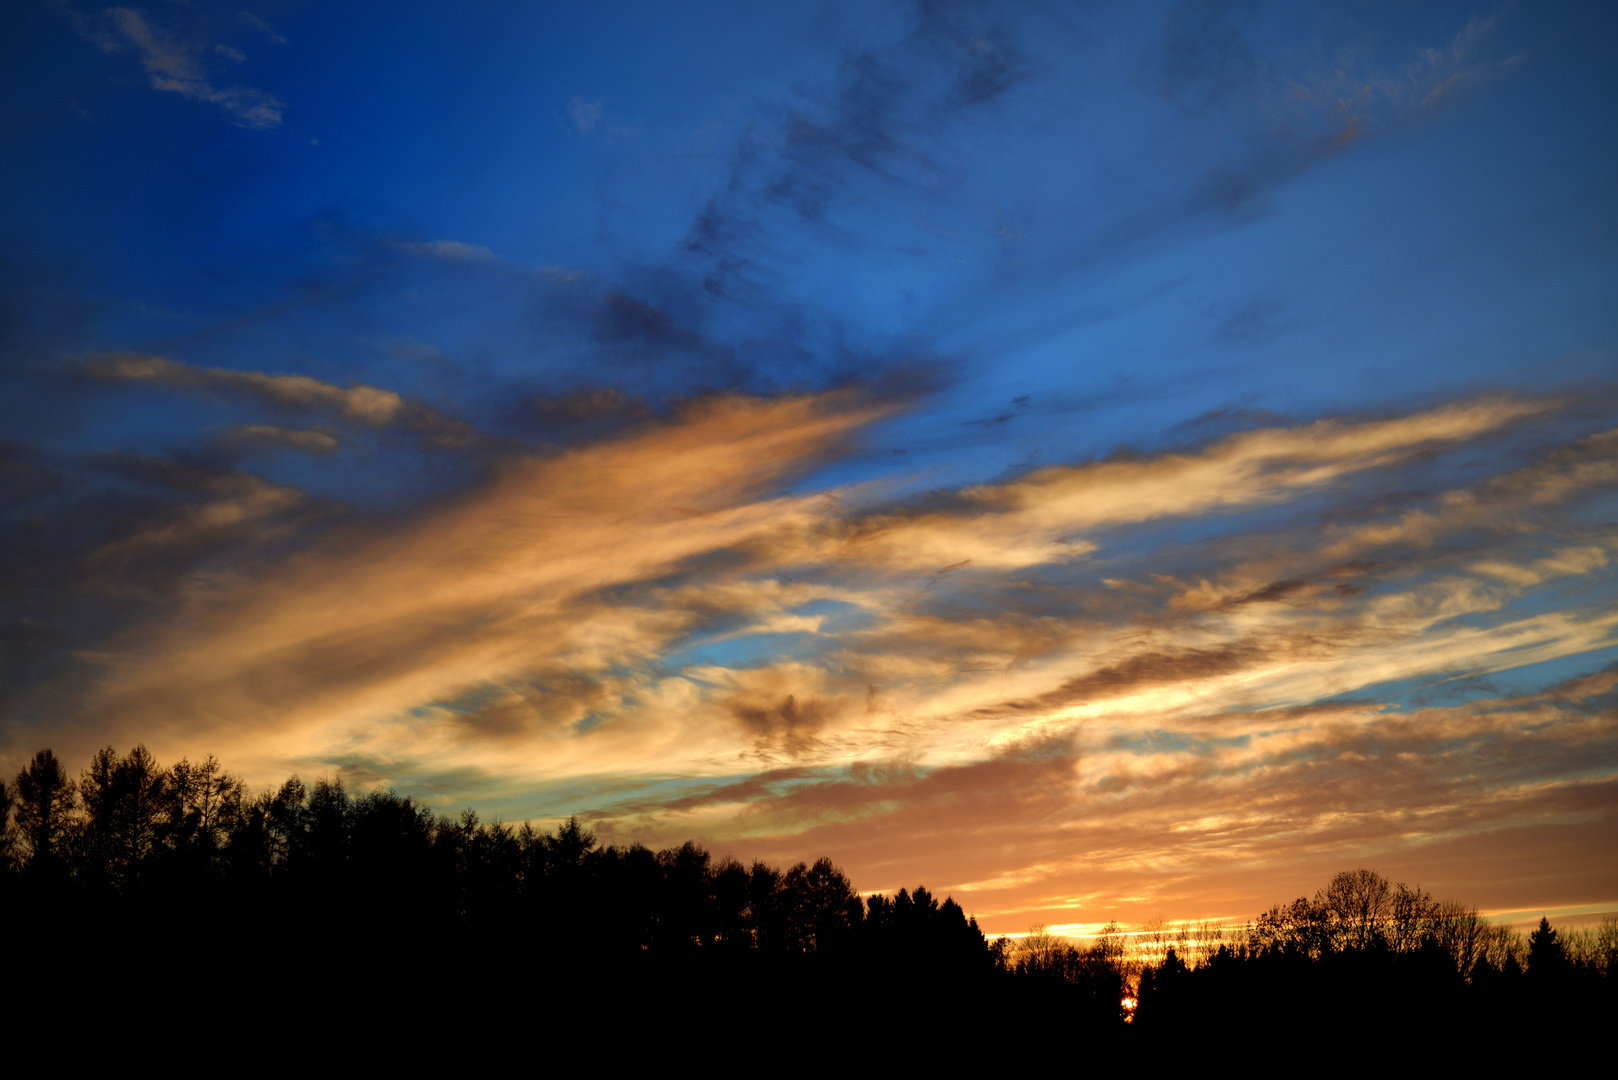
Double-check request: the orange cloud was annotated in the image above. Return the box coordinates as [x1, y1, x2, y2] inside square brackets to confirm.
[37, 393, 882, 784]
[6, 390, 1615, 931]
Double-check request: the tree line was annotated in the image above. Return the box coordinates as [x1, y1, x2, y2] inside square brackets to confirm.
[3, 743, 1611, 1053]
[1, 745, 990, 964]
[2, 743, 1008, 1047]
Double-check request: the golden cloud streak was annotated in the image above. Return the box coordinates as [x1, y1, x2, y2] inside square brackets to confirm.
[9, 391, 1615, 928]
[67, 393, 881, 780]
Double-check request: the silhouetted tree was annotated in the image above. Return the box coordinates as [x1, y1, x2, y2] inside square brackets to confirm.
[0, 776, 14, 872]
[1427, 899, 1495, 979]
[9, 743, 1605, 1053]
[1389, 881, 1437, 952]
[167, 755, 245, 852]
[546, 815, 596, 877]
[1091, 920, 1127, 972]
[863, 884, 989, 982]
[710, 856, 753, 952]
[747, 859, 788, 953]
[656, 840, 714, 951]
[13, 748, 75, 866]
[1252, 894, 1332, 957]
[1321, 868, 1393, 950]
[461, 815, 524, 934]
[76, 745, 122, 880]
[297, 775, 350, 877]
[76, 745, 169, 887]
[1012, 923, 1072, 977]
[266, 775, 308, 867]
[781, 857, 862, 955]
[1527, 917, 1564, 975]
[1134, 946, 1189, 1031]
[1596, 917, 1618, 978]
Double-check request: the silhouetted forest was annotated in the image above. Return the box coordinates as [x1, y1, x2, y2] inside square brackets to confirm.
[3, 744, 1612, 1055]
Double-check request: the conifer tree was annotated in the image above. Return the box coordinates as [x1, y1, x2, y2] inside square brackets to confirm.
[13, 748, 75, 865]
[1527, 916, 1564, 974]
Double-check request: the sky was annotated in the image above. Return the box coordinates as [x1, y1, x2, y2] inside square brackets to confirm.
[2, 0, 1616, 933]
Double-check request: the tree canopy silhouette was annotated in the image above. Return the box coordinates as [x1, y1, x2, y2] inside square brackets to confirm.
[2, 742, 1611, 1056]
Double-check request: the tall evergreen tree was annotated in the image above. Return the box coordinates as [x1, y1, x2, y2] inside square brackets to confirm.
[168, 755, 246, 851]
[1528, 917, 1565, 974]
[78, 745, 168, 885]
[13, 748, 75, 866]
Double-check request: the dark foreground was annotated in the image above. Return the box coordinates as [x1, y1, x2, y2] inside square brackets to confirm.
[4, 745, 1611, 1060]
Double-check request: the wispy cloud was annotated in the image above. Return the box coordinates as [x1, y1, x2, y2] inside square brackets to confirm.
[85, 469, 307, 575]
[396, 239, 500, 262]
[1381, 11, 1522, 113]
[1285, 9, 1522, 142]
[219, 423, 340, 454]
[569, 96, 604, 134]
[70, 6, 285, 128]
[756, 396, 1550, 572]
[237, 11, 286, 45]
[87, 354, 483, 448]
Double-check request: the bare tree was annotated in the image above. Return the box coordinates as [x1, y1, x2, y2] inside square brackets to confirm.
[1389, 881, 1438, 952]
[1137, 916, 1170, 966]
[1478, 920, 1523, 973]
[1016, 924, 1073, 975]
[1428, 899, 1492, 978]
[1091, 920, 1127, 973]
[0, 776, 14, 870]
[1594, 915, 1618, 977]
[1320, 868, 1393, 950]
[1252, 894, 1331, 957]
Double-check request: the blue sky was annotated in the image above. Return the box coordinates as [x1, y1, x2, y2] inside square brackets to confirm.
[2, 0, 1616, 928]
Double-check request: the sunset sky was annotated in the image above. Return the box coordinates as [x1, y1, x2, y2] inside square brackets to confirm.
[3, 0, 1616, 933]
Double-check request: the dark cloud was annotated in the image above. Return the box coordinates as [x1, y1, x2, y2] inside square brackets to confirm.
[593, 292, 711, 353]
[1021, 640, 1271, 713]
[515, 387, 657, 438]
[730, 693, 838, 755]
[747, 2, 1029, 217]
[1212, 564, 1368, 612]
[1170, 403, 1292, 440]
[437, 675, 627, 744]
[601, 731, 1079, 846]
[1216, 295, 1288, 344]
[613, 0, 1036, 391]
[624, 18, 1024, 391]
[0, 444, 336, 712]
[1156, 0, 1259, 105]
